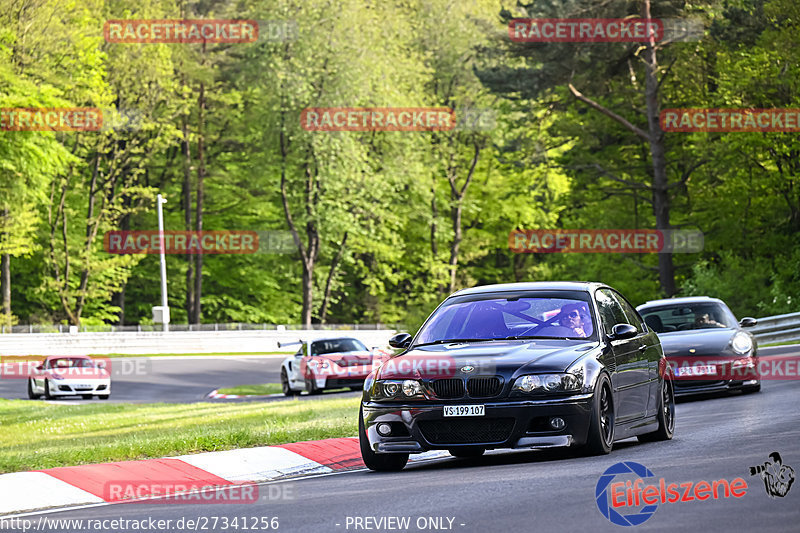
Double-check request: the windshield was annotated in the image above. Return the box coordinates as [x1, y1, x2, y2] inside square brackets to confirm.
[310, 338, 368, 355]
[47, 358, 97, 369]
[639, 303, 735, 333]
[414, 294, 596, 345]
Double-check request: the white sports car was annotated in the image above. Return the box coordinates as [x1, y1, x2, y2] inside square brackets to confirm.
[279, 337, 380, 396]
[28, 355, 111, 400]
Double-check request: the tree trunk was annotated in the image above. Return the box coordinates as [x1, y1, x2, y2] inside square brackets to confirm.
[112, 203, 130, 325]
[301, 264, 313, 326]
[446, 143, 481, 293]
[430, 177, 438, 257]
[182, 116, 194, 321]
[566, 0, 677, 297]
[1, 206, 10, 327]
[319, 232, 348, 323]
[448, 202, 463, 293]
[643, 0, 676, 296]
[193, 79, 205, 324]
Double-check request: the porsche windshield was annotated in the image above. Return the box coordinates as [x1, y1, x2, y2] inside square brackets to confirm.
[310, 338, 368, 355]
[414, 295, 596, 345]
[639, 303, 735, 333]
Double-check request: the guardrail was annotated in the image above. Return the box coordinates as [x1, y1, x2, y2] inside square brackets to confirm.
[0, 323, 405, 334]
[746, 311, 800, 345]
[0, 329, 399, 356]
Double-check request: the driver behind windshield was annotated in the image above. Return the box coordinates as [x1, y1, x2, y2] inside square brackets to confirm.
[694, 312, 725, 329]
[558, 303, 589, 337]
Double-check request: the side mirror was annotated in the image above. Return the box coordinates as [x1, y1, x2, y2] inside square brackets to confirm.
[388, 333, 412, 349]
[739, 317, 757, 328]
[608, 323, 638, 341]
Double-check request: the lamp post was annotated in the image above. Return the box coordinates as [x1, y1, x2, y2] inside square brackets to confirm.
[156, 194, 170, 332]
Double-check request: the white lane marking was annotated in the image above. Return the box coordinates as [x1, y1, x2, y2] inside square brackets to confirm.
[0, 472, 103, 516]
[175, 447, 333, 482]
[0, 455, 456, 518]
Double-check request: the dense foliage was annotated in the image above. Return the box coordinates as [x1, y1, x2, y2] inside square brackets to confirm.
[0, 0, 797, 329]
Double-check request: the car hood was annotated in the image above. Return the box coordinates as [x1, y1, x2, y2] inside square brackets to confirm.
[377, 340, 598, 380]
[657, 328, 735, 357]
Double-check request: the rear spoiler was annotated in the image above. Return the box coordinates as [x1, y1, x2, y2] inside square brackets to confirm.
[277, 339, 304, 348]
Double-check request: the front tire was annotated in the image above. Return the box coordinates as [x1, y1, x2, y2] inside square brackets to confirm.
[582, 374, 614, 455]
[27, 379, 41, 399]
[305, 377, 322, 395]
[638, 378, 675, 442]
[42, 379, 52, 400]
[359, 407, 408, 471]
[281, 369, 298, 396]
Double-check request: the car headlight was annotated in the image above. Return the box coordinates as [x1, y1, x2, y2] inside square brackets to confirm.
[731, 332, 753, 355]
[373, 379, 425, 400]
[512, 373, 581, 394]
[51, 373, 64, 380]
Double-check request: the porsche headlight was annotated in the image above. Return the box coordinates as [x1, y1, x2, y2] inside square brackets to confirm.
[731, 332, 753, 355]
[512, 373, 581, 394]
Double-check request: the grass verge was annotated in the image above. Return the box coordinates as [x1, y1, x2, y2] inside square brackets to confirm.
[0, 396, 359, 474]
[216, 383, 283, 395]
[759, 341, 800, 348]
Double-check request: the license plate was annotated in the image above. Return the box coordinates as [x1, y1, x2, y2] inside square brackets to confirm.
[675, 365, 717, 377]
[444, 405, 484, 417]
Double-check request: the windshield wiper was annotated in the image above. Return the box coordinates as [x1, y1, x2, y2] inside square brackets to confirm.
[495, 335, 552, 340]
[412, 338, 496, 348]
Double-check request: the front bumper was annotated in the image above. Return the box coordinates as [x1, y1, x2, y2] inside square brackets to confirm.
[674, 378, 759, 397]
[311, 369, 370, 390]
[362, 394, 593, 454]
[48, 379, 110, 396]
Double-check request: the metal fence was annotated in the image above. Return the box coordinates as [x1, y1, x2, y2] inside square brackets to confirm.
[745, 312, 800, 345]
[0, 323, 406, 334]
[1, 312, 797, 343]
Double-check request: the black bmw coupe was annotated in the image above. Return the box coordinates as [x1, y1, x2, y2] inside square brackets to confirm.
[359, 282, 675, 471]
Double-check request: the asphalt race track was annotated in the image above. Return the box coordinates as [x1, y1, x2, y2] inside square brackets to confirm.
[0, 355, 358, 403]
[4, 345, 799, 532]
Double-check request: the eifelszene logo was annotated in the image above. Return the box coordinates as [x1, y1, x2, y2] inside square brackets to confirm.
[595, 461, 748, 526]
[749, 452, 795, 498]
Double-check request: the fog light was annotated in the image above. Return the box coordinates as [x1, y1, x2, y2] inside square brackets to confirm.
[376, 423, 392, 436]
[549, 417, 566, 430]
